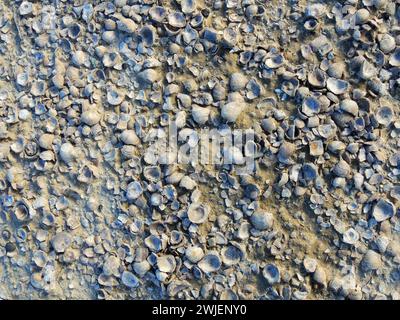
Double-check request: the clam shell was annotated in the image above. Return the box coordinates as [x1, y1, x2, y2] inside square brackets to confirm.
[107, 89, 125, 106]
[185, 246, 204, 263]
[342, 228, 360, 245]
[137, 69, 162, 85]
[144, 235, 163, 252]
[13, 199, 36, 223]
[301, 163, 318, 182]
[308, 69, 326, 88]
[379, 34, 395, 53]
[149, 6, 167, 23]
[143, 166, 162, 182]
[181, 0, 196, 14]
[121, 271, 139, 288]
[51, 232, 72, 253]
[221, 101, 244, 123]
[168, 12, 186, 28]
[157, 255, 176, 273]
[198, 252, 221, 273]
[250, 210, 274, 230]
[301, 96, 321, 117]
[262, 264, 280, 285]
[81, 110, 101, 126]
[229, 73, 248, 91]
[326, 78, 349, 95]
[221, 244, 244, 266]
[187, 203, 209, 224]
[192, 106, 210, 125]
[333, 159, 351, 177]
[120, 130, 140, 145]
[139, 26, 156, 47]
[376, 106, 393, 126]
[126, 181, 143, 201]
[264, 54, 284, 69]
[339, 99, 359, 116]
[59, 143, 75, 164]
[372, 199, 395, 222]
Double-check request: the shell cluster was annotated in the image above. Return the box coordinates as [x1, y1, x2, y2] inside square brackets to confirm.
[0, 0, 400, 300]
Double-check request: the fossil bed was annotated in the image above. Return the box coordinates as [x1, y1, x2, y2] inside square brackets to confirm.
[0, 0, 400, 300]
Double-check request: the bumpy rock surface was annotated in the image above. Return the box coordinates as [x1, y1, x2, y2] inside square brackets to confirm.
[0, 0, 400, 300]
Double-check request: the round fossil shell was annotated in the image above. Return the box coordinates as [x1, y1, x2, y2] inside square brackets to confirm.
[126, 181, 143, 201]
[81, 110, 101, 126]
[157, 255, 176, 273]
[379, 34, 396, 53]
[149, 6, 167, 23]
[144, 235, 163, 252]
[375, 106, 393, 126]
[262, 264, 280, 285]
[51, 232, 72, 253]
[168, 12, 186, 28]
[264, 54, 284, 69]
[185, 246, 204, 263]
[301, 163, 318, 182]
[103, 255, 120, 276]
[340, 99, 359, 116]
[59, 143, 75, 164]
[342, 228, 360, 245]
[32, 250, 48, 269]
[30, 80, 47, 96]
[327, 62, 346, 79]
[143, 166, 162, 182]
[133, 260, 151, 277]
[107, 89, 125, 106]
[308, 68, 326, 88]
[116, 16, 137, 34]
[38, 134, 54, 150]
[358, 60, 376, 80]
[198, 252, 221, 273]
[187, 203, 209, 224]
[333, 159, 351, 177]
[304, 17, 319, 31]
[139, 25, 156, 47]
[355, 8, 370, 25]
[72, 50, 90, 67]
[229, 72, 248, 91]
[221, 101, 244, 123]
[120, 130, 140, 145]
[181, 0, 196, 14]
[19, 1, 33, 15]
[121, 271, 139, 288]
[137, 69, 161, 85]
[301, 96, 321, 117]
[326, 78, 349, 95]
[372, 199, 395, 222]
[221, 244, 244, 266]
[13, 199, 35, 223]
[192, 106, 210, 125]
[250, 210, 274, 230]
